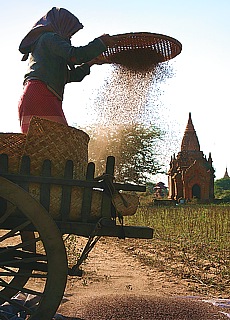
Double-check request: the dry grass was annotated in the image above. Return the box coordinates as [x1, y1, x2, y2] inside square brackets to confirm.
[124, 203, 230, 297]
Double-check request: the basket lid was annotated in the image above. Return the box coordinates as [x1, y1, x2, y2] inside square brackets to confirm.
[97, 32, 182, 71]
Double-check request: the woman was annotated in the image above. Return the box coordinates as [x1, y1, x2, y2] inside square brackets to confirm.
[18, 7, 114, 133]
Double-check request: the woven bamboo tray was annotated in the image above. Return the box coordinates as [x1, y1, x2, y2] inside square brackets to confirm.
[98, 32, 182, 70]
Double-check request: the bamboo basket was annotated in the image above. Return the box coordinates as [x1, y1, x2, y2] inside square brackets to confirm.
[0, 117, 103, 221]
[23, 116, 89, 179]
[112, 192, 139, 217]
[0, 118, 139, 220]
[0, 133, 26, 173]
[23, 117, 93, 220]
[97, 32, 182, 70]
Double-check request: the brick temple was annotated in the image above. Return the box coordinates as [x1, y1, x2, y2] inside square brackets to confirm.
[168, 113, 215, 202]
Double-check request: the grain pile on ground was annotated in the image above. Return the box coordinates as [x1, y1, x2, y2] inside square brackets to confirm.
[57, 237, 229, 319]
[72, 295, 227, 320]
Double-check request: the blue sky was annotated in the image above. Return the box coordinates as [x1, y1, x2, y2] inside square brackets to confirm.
[1, 0, 230, 180]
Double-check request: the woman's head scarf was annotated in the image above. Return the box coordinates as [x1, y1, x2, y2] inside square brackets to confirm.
[19, 7, 83, 60]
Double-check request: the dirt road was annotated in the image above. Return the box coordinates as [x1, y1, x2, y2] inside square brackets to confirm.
[57, 237, 229, 319]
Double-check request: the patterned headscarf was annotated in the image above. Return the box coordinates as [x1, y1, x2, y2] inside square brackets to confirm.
[19, 7, 83, 60]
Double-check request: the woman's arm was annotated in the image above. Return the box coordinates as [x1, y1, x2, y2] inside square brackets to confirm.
[46, 32, 116, 65]
[67, 63, 91, 83]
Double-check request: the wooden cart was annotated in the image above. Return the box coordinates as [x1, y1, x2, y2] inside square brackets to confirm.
[0, 154, 153, 319]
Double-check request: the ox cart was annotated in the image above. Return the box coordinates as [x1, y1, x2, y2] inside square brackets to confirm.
[0, 152, 153, 319]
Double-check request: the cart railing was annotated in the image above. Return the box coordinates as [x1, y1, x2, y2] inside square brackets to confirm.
[0, 154, 153, 239]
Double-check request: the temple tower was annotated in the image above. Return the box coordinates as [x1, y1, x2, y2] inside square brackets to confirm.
[223, 167, 229, 179]
[168, 113, 215, 202]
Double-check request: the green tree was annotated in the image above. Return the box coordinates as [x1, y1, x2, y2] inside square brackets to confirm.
[214, 177, 230, 200]
[83, 123, 164, 184]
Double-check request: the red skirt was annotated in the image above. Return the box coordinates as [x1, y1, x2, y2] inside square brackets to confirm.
[18, 80, 68, 133]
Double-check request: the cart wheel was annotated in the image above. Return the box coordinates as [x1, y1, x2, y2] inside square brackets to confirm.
[0, 177, 68, 320]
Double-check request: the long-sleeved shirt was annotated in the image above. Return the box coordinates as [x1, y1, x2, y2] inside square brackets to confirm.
[24, 32, 107, 100]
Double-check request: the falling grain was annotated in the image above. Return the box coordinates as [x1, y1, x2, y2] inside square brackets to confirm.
[88, 51, 178, 178]
[94, 62, 173, 127]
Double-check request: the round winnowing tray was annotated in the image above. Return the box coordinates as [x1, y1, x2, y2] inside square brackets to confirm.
[97, 32, 182, 70]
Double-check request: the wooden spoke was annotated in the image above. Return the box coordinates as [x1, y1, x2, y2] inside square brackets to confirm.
[0, 271, 48, 279]
[0, 255, 48, 267]
[0, 205, 17, 224]
[0, 236, 41, 254]
[0, 292, 32, 314]
[0, 279, 43, 296]
[0, 177, 67, 319]
[0, 220, 31, 242]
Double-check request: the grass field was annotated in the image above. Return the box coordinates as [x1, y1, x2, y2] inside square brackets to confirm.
[124, 201, 230, 297]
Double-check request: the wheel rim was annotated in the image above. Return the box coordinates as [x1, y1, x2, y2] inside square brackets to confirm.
[0, 177, 68, 320]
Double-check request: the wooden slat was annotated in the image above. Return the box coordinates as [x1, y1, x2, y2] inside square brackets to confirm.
[81, 162, 95, 222]
[0, 154, 8, 174]
[40, 160, 51, 211]
[0, 154, 8, 213]
[100, 156, 115, 219]
[19, 155, 30, 192]
[0, 172, 146, 192]
[56, 221, 154, 239]
[60, 160, 73, 221]
[1, 217, 154, 239]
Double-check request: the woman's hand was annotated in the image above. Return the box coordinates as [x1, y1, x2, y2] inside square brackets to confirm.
[87, 56, 106, 66]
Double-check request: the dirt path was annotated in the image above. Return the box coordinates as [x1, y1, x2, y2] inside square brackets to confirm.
[57, 237, 229, 319]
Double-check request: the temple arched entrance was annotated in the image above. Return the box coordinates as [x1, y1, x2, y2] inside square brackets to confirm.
[192, 184, 201, 199]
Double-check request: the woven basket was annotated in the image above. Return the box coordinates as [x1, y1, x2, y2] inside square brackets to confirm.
[0, 117, 103, 221]
[97, 32, 182, 70]
[28, 181, 103, 221]
[112, 192, 139, 216]
[22, 117, 92, 220]
[23, 116, 89, 179]
[0, 133, 26, 173]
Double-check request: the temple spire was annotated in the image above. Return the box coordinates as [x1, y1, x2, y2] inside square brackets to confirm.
[181, 112, 200, 151]
[224, 167, 229, 179]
